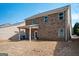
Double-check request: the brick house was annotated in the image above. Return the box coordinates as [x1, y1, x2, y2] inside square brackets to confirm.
[18, 5, 72, 41]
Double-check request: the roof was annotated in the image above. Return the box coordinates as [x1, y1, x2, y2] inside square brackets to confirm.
[17, 24, 39, 29]
[25, 5, 70, 20]
[0, 21, 24, 28]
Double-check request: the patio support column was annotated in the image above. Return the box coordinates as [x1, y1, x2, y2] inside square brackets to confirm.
[18, 28, 21, 40]
[29, 27, 31, 42]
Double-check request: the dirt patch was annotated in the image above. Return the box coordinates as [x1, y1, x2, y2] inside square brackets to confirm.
[0, 40, 57, 56]
[0, 40, 79, 56]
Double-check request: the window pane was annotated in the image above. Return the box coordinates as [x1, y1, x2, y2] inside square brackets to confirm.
[44, 16, 48, 23]
[32, 19, 37, 24]
[59, 17, 63, 20]
[59, 12, 64, 20]
[59, 13, 63, 16]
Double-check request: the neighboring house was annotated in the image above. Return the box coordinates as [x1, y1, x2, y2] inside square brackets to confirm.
[0, 22, 25, 40]
[18, 5, 72, 41]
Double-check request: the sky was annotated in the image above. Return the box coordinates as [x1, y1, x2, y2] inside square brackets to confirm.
[0, 3, 79, 27]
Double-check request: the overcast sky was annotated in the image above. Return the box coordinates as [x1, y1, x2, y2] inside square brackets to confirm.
[0, 3, 79, 27]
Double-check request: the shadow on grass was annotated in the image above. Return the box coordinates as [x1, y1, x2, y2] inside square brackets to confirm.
[8, 31, 29, 42]
[8, 33, 19, 42]
[53, 39, 79, 56]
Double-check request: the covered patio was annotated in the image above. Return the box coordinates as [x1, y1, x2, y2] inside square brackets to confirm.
[17, 24, 39, 42]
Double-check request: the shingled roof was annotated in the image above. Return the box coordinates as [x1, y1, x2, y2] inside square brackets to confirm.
[25, 5, 70, 20]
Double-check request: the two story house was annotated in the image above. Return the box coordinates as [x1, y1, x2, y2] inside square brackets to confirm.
[18, 5, 72, 41]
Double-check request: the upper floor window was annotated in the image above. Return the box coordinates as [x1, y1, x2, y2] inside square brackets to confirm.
[44, 16, 48, 23]
[58, 12, 64, 20]
[32, 19, 37, 24]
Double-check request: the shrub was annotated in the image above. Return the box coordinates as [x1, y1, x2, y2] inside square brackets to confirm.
[73, 22, 79, 36]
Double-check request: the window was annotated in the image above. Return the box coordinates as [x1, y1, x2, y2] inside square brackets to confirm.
[58, 28, 64, 38]
[44, 16, 48, 23]
[32, 19, 37, 24]
[58, 12, 64, 20]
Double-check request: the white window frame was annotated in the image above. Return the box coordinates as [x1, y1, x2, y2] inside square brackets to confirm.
[43, 16, 48, 23]
[32, 19, 35, 24]
[32, 19, 38, 24]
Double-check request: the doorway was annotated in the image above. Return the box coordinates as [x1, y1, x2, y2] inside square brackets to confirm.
[34, 31, 38, 40]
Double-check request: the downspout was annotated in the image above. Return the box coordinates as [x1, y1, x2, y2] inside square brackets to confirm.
[67, 5, 72, 40]
[65, 5, 71, 41]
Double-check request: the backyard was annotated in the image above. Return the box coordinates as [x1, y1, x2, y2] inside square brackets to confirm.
[0, 39, 79, 56]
